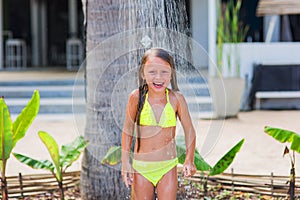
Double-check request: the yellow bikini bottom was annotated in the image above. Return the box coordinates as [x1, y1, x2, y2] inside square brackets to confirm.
[132, 157, 178, 186]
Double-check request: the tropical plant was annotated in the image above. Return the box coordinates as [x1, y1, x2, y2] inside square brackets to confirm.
[217, 0, 249, 77]
[264, 126, 300, 200]
[13, 131, 88, 200]
[0, 90, 40, 200]
[101, 137, 244, 176]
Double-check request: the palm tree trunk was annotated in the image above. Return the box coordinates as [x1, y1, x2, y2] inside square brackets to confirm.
[80, 0, 131, 199]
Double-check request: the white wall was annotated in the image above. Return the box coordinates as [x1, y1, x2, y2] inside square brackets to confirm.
[234, 43, 300, 82]
[189, 0, 209, 69]
[223, 42, 300, 109]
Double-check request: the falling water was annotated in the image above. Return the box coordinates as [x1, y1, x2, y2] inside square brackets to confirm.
[111, 0, 197, 117]
[118, 0, 192, 68]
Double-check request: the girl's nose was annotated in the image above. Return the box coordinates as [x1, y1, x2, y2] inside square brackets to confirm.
[155, 72, 163, 79]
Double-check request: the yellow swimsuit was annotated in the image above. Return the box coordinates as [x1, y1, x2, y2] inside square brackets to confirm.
[132, 158, 178, 186]
[139, 89, 177, 128]
[133, 89, 178, 186]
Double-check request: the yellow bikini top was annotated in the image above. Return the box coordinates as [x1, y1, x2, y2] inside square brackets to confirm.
[139, 89, 177, 128]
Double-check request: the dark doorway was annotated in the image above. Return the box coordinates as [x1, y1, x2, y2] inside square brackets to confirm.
[47, 0, 84, 66]
[3, 0, 84, 68]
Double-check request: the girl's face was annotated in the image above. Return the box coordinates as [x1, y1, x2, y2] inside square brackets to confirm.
[143, 56, 172, 92]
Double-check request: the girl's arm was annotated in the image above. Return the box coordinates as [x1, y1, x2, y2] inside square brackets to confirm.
[176, 92, 197, 177]
[121, 90, 138, 187]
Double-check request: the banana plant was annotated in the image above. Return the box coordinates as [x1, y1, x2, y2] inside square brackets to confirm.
[13, 131, 88, 200]
[0, 90, 40, 200]
[101, 137, 244, 176]
[264, 126, 300, 200]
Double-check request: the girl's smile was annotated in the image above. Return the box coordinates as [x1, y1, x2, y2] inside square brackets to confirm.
[153, 82, 164, 89]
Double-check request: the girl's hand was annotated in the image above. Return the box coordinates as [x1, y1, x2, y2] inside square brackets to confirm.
[122, 164, 134, 188]
[182, 161, 196, 177]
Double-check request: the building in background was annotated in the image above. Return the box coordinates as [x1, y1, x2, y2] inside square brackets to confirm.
[0, 0, 299, 71]
[0, 0, 84, 69]
[0, 0, 300, 112]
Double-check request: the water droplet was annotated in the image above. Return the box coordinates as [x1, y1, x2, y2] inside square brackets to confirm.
[140, 35, 152, 48]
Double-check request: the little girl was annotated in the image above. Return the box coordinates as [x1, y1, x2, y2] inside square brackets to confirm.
[122, 48, 196, 199]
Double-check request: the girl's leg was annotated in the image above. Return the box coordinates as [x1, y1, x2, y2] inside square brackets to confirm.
[131, 172, 155, 200]
[156, 167, 178, 200]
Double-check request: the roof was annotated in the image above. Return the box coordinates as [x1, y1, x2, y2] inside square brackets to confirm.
[256, 0, 300, 16]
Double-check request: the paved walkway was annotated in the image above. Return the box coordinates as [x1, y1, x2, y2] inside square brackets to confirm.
[0, 68, 78, 81]
[198, 110, 300, 176]
[2, 69, 300, 177]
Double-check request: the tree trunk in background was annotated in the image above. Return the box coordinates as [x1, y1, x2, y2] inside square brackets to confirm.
[80, 1, 129, 199]
[80, 0, 190, 199]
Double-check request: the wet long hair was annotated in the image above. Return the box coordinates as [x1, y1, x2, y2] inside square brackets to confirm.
[135, 48, 179, 152]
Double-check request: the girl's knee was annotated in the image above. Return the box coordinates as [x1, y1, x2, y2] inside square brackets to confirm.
[131, 187, 154, 200]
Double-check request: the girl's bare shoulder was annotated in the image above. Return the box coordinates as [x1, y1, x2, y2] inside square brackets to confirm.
[128, 89, 139, 104]
[169, 89, 185, 102]
[168, 89, 187, 112]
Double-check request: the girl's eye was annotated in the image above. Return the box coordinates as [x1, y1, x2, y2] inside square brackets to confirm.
[148, 71, 156, 74]
[162, 71, 171, 75]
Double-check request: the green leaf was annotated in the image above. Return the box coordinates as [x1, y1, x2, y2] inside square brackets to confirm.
[13, 152, 55, 172]
[38, 131, 61, 181]
[13, 90, 40, 148]
[0, 98, 13, 160]
[264, 126, 300, 153]
[101, 146, 121, 165]
[60, 136, 88, 171]
[176, 136, 211, 171]
[194, 151, 212, 171]
[264, 126, 295, 143]
[264, 126, 300, 154]
[291, 134, 300, 153]
[209, 139, 244, 176]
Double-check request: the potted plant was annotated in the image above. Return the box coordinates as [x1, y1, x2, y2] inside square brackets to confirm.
[209, 0, 249, 118]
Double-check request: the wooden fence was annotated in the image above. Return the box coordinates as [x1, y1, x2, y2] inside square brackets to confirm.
[1, 171, 80, 198]
[182, 169, 300, 198]
[1, 170, 300, 198]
